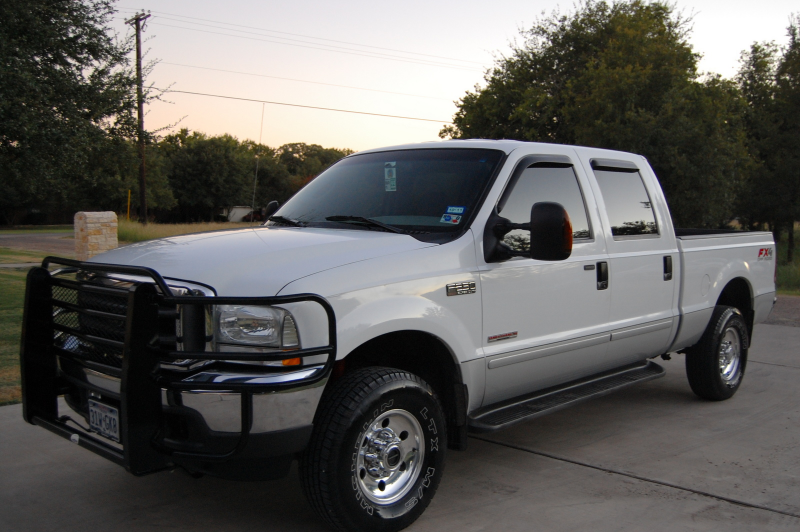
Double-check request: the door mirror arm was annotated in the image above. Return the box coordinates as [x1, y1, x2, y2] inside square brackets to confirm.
[484, 212, 522, 262]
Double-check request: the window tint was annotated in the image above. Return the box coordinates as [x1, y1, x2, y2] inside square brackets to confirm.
[593, 170, 658, 237]
[498, 165, 591, 251]
[276, 149, 504, 235]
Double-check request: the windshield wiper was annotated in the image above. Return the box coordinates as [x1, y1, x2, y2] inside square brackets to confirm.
[268, 215, 305, 227]
[325, 216, 406, 234]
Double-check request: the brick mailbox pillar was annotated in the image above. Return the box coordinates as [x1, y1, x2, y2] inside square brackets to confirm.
[74, 211, 119, 261]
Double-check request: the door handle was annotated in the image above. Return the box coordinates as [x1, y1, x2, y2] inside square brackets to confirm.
[596, 262, 608, 290]
[663, 256, 673, 281]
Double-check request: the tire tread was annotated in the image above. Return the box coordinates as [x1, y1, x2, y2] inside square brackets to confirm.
[685, 305, 749, 401]
[300, 367, 438, 532]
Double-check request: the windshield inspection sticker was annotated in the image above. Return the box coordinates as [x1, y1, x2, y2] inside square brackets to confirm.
[384, 162, 396, 192]
[440, 214, 462, 225]
[446, 206, 465, 214]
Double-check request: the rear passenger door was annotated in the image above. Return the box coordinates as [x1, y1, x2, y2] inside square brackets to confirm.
[583, 157, 679, 365]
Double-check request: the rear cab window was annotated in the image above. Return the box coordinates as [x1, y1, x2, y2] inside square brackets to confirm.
[590, 159, 659, 240]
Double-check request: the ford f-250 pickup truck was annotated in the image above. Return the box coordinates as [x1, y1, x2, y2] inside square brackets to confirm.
[21, 140, 776, 531]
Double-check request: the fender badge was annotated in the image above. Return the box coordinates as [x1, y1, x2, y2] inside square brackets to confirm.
[446, 281, 476, 296]
[488, 332, 518, 343]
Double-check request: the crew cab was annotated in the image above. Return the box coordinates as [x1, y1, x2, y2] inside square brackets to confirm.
[20, 140, 776, 532]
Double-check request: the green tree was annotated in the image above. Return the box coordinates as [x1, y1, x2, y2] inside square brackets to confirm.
[0, 0, 137, 224]
[441, 0, 751, 227]
[160, 130, 251, 221]
[737, 18, 800, 260]
[774, 18, 800, 261]
[277, 142, 353, 189]
[241, 140, 293, 209]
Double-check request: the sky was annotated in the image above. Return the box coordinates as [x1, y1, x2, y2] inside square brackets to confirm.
[110, 0, 798, 152]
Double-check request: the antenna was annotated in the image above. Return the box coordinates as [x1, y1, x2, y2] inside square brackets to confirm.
[251, 102, 266, 225]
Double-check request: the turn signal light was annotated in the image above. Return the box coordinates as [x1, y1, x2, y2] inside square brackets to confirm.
[282, 357, 301, 366]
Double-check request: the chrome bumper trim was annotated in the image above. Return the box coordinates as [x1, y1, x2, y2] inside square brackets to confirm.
[83, 368, 122, 394]
[181, 366, 324, 386]
[79, 366, 326, 434]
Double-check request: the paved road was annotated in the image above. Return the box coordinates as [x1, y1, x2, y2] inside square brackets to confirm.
[2, 324, 799, 531]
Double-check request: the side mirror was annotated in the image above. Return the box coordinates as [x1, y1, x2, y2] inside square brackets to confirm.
[529, 202, 572, 261]
[483, 202, 573, 262]
[264, 201, 280, 218]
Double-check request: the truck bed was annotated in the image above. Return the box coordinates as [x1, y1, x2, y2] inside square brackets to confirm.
[670, 230, 776, 351]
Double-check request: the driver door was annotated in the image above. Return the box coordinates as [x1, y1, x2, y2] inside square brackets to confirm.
[479, 153, 612, 405]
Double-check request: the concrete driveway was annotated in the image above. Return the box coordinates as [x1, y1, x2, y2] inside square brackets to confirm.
[2, 323, 799, 531]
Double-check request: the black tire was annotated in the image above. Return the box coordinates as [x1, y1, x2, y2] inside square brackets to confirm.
[685, 305, 749, 401]
[300, 367, 447, 532]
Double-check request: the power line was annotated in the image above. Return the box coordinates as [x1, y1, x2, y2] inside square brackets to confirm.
[159, 62, 451, 101]
[146, 22, 482, 72]
[151, 14, 481, 69]
[156, 88, 451, 123]
[118, 8, 486, 66]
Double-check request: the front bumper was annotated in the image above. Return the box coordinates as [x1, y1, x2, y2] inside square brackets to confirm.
[20, 258, 336, 479]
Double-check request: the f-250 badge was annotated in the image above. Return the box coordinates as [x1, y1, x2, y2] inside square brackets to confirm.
[757, 248, 773, 260]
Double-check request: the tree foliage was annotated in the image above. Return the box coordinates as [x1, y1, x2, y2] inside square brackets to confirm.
[0, 0, 137, 224]
[441, 0, 751, 227]
[736, 17, 800, 257]
[127, 131, 350, 223]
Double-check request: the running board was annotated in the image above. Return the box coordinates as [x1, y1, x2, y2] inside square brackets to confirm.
[468, 361, 665, 433]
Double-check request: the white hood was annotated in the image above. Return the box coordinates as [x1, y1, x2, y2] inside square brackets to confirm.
[90, 226, 435, 296]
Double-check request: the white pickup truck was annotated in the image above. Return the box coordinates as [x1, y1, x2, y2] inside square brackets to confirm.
[21, 140, 776, 532]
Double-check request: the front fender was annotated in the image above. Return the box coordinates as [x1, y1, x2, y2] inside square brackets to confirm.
[329, 282, 483, 365]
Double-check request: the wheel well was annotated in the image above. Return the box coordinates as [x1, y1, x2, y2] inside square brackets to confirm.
[334, 331, 468, 450]
[716, 277, 754, 337]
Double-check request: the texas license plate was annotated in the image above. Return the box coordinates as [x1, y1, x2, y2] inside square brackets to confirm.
[88, 399, 120, 442]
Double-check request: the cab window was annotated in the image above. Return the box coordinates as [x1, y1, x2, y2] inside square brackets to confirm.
[498, 164, 592, 251]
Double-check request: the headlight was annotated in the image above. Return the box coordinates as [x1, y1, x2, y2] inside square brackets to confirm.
[216, 305, 300, 349]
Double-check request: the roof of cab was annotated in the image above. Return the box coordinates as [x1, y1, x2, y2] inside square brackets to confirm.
[354, 139, 531, 156]
[352, 139, 646, 161]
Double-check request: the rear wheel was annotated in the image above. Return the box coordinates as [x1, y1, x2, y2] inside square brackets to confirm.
[685, 305, 749, 400]
[300, 367, 446, 532]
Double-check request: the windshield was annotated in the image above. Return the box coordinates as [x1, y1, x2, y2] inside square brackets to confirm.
[271, 148, 505, 240]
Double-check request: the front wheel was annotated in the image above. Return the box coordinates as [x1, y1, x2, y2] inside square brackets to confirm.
[685, 305, 749, 401]
[300, 367, 447, 532]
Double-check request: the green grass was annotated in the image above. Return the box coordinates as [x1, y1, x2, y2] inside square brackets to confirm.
[0, 247, 50, 264]
[118, 219, 254, 243]
[0, 268, 28, 406]
[776, 227, 800, 296]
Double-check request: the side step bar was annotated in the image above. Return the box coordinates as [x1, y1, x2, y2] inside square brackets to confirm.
[468, 361, 665, 432]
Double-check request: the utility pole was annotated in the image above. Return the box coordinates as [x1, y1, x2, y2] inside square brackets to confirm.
[126, 12, 151, 225]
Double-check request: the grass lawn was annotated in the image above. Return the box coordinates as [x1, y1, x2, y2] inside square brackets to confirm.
[118, 219, 254, 243]
[776, 228, 800, 296]
[0, 268, 27, 406]
[0, 247, 50, 264]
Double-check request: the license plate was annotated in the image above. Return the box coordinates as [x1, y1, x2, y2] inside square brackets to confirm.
[88, 399, 120, 442]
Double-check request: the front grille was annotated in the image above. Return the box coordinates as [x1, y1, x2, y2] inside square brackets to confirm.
[52, 282, 129, 369]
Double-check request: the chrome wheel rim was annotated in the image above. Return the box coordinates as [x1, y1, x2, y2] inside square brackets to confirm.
[355, 409, 424, 505]
[718, 327, 742, 385]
